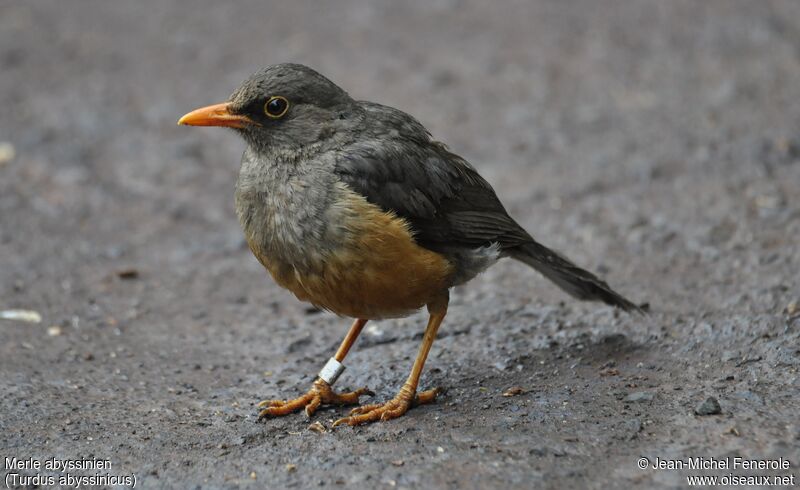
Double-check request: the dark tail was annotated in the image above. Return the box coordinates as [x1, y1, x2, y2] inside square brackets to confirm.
[508, 241, 642, 312]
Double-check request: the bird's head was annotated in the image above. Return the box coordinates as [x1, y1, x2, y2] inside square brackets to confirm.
[178, 63, 355, 152]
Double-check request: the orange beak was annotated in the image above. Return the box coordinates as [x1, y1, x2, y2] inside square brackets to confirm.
[177, 102, 254, 128]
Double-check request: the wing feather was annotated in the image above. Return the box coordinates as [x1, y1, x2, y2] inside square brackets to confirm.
[334, 105, 530, 252]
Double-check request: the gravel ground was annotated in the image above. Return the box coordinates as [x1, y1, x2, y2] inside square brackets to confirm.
[1, 1, 799, 489]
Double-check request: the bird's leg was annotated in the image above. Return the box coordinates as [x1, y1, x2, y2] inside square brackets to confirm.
[257, 318, 373, 419]
[333, 294, 448, 427]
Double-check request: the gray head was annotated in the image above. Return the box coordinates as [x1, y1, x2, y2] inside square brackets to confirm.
[179, 63, 357, 152]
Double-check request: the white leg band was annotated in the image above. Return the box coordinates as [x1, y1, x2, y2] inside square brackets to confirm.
[318, 357, 345, 385]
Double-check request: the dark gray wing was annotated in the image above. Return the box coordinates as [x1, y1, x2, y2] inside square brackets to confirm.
[333, 132, 531, 251]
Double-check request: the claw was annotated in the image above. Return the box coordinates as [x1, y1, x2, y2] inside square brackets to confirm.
[305, 395, 322, 418]
[348, 403, 380, 416]
[257, 399, 284, 408]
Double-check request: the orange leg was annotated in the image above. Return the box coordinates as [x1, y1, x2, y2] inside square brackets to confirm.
[258, 318, 372, 419]
[334, 318, 366, 362]
[333, 295, 447, 427]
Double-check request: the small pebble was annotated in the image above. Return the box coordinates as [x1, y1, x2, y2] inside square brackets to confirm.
[625, 392, 654, 403]
[1, 309, 42, 323]
[116, 268, 139, 279]
[695, 396, 722, 415]
[0, 142, 15, 165]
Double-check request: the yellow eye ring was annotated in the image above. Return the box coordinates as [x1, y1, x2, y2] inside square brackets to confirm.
[264, 96, 289, 119]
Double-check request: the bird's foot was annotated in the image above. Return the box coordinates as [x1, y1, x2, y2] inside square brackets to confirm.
[332, 385, 440, 426]
[257, 378, 373, 419]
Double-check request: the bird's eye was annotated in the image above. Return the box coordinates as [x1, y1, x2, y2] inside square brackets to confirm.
[264, 96, 289, 119]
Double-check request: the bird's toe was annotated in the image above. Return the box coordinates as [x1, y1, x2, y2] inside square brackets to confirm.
[256, 378, 372, 421]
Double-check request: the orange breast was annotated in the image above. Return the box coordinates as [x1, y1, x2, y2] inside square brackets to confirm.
[253, 186, 454, 319]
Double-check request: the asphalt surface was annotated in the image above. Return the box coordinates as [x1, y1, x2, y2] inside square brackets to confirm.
[1, 1, 799, 489]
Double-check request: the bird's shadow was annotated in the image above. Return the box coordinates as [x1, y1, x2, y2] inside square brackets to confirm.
[565, 332, 643, 365]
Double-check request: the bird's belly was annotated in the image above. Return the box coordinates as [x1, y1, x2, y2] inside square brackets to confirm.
[254, 186, 454, 319]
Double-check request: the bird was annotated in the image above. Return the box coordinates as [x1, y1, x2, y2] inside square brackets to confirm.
[178, 63, 640, 426]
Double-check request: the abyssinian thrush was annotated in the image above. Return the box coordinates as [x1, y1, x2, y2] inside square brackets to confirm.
[178, 63, 639, 426]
